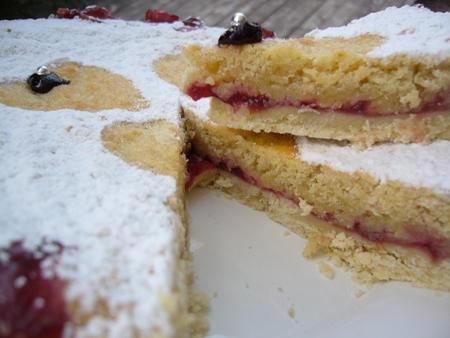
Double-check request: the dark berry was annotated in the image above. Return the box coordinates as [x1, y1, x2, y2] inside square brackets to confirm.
[27, 72, 70, 94]
[218, 21, 262, 45]
[262, 28, 275, 39]
[145, 9, 180, 23]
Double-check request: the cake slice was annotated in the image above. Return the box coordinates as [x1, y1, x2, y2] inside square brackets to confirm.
[0, 10, 220, 337]
[180, 96, 450, 291]
[180, 6, 450, 146]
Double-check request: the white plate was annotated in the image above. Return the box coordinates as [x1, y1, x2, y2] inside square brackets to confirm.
[188, 188, 450, 338]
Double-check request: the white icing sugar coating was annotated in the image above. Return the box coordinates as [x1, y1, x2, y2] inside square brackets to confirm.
[180, 95, 212, 121]
[0, 18, 221, 338]
[297, 137, 450, 196]
[306, 5, 450, 61]
[0, 18, 222, 123]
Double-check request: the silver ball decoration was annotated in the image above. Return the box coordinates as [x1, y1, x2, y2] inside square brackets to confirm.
[36, 66, 50, 76]
[231, 12, 247, 26]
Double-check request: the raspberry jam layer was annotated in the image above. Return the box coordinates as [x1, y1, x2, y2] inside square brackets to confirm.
[187, 155, 450, 262]
[187, 83, 450, 116]
[0, 241, 67, 338]
[186, 155, 216, 190]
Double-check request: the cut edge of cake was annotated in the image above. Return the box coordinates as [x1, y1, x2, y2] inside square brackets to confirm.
[0, 15, 223, 338]
[181, 97, 450, 292]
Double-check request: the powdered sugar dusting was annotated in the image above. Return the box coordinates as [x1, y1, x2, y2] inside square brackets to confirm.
[297, 137, 450, 196]
[307, 6, 450, 61]
[0, 18, 221, 123]
[180, 95, 212, 121]
[0, 18, 220, 338]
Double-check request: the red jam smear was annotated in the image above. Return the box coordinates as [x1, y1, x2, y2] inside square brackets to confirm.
[262, 28, 276, 39]
[187, 83, 450, 116]
[0, 241, 67, 338]
[187, 84, 216, 101]
[317, 215, 450, 262]
[191, 155, 450, 261]
[185, 155, 216, 190]
[209, 157, 298, 204]
[56, 6, 115, 21]
[145, 9, 180, 23]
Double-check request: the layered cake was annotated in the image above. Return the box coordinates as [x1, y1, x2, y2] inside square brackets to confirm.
[156, 5, 450, 291]
[180, 6, 450, 146]
[179, 98, 450, 291]
[0, 8, 221, 338]
[1, 4, 450, 338]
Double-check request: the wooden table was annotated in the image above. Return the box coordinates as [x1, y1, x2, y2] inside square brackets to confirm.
[98, 0, 417, 37]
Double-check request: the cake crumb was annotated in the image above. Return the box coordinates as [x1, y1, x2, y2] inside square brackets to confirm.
[355, 289, 366, 298]
[319, 262, 335, 279]
[303, 235, 330, 258]
[331, 232, 356, 250]
[298, 198, 313, 216]
[65, 125, 73, 132]
[277, 287, 284, 293]
[215, 176, 233, 188]
[6, 28, 12, 33]
[189, 291, 210, 314]
[189, 292, 210, 338]
[288, 307, 296, 319]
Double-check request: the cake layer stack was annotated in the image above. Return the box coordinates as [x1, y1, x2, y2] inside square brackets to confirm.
[159, 5, 450, 291]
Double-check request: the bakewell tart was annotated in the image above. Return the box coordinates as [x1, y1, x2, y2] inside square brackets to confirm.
[0, 8, 221, 338]
[180, 6, 450, 146]
[179, 96, 450, 291]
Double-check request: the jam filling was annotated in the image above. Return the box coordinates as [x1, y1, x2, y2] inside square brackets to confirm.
[187, 155, 450, 261]
[0, 241, 67, 338]
[56, 6, 115, 22]
[187, 83, 450, 117]
[186, 155, 216, 190]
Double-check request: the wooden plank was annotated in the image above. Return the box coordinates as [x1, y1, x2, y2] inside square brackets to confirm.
[214, 0, 288, 28]
[288, 0, 371, 37]
[169, 0, 232, 25]
[289, 0, 413, 37]
[208, 0, 260, 27]
[161, 0, 195, 13]
[99, 0, 176, 20]
[103, 0, 418, 34]
[199, 0, 246, 26]
[261, 0, 324, 38]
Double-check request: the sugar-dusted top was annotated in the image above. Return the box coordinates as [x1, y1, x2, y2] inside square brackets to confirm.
[306, 5, 450, 61]
[180, 95, 212, 121]
[0, 18, 221, 123]
[297, 137, 450, 196]
[0, 18, 220, 338]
